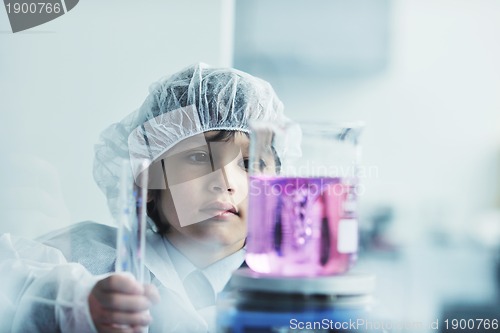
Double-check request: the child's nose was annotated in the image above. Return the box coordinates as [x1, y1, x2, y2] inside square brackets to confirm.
[209, 170, 236, 194]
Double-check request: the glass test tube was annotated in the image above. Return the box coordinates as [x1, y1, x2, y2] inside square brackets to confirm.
[115, 159, 149, 283]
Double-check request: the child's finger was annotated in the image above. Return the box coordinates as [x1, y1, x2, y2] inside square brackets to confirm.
[95, 293, 152, 312]
[98, 323, 144, 333]
[100, 310, 152, 327]
[143, 284, 160, 304]
[98, 274, 144, 294]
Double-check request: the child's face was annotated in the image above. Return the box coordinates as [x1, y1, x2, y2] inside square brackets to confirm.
[151, 131, 272, 250]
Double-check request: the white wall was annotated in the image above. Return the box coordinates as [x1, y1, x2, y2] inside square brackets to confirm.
[0, 0, 235, 238]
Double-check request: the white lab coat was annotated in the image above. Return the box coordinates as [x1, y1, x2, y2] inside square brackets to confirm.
[0, 221, 241, 333]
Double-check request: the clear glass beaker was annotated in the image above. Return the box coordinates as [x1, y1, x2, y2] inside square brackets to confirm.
[246, 120, 363, 276]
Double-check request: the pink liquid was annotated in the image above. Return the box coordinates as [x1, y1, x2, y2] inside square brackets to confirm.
[246, 176, 358, 276]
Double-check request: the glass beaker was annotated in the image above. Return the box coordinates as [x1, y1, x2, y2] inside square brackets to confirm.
[246, 120, 363, 276]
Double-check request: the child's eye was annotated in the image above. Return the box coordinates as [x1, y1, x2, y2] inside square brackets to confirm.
[187, 152, 210, 163]
[237, 158, 249, 171]
[240, 158, 267, 171]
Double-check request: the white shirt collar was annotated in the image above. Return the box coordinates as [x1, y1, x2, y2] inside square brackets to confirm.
[162, 237, 196, 281]
[162, 237, 245, 294]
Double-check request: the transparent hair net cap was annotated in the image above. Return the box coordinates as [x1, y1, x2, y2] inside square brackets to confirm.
[93, 63, 286, 219]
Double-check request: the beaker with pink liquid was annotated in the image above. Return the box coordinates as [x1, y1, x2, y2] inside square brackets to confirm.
[247, 120, 363, 276]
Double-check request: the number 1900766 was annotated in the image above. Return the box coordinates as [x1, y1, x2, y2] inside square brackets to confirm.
[444, 318, 498, 330]
[5, 2, 62, 14]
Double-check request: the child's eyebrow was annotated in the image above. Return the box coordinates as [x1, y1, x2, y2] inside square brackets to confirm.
[205, 135, 230, 143]
[204, 131, 249, 143]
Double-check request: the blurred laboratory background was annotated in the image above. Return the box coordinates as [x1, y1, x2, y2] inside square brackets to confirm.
[1, 0, 499, 331]
[233, 1, 500, 330]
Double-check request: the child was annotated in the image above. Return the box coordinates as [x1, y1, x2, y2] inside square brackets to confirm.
[0, 63, 286, 333]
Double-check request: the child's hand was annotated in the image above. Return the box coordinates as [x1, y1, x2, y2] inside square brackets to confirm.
[88, 273, 160, 333]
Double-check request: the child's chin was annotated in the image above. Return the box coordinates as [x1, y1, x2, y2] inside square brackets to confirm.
[198, 213, 241, 223]
[199, 229, 245, 245]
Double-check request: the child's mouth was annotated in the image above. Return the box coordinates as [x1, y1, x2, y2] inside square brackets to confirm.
[200, 202, 240, 218]
[217, 210, 238, 217]
[201, 209, 239, 217]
